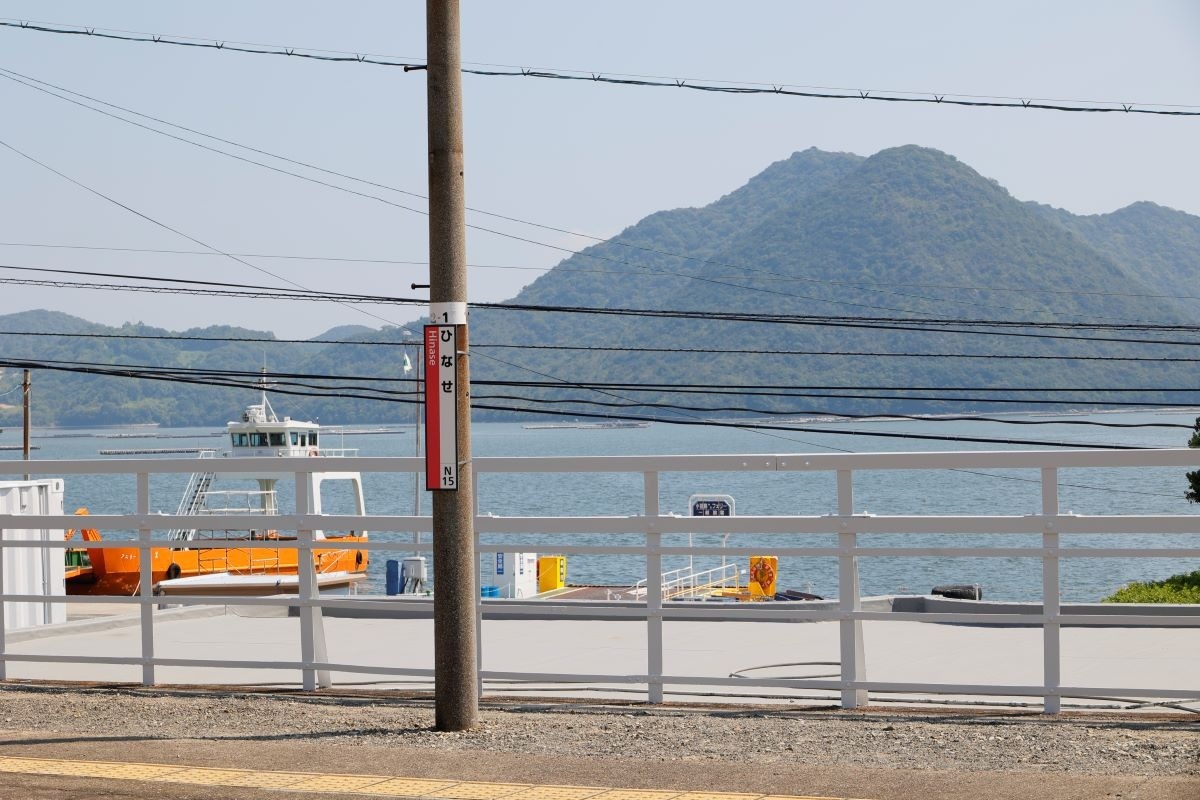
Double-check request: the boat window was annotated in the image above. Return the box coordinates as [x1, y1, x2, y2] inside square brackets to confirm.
[269, 433, 285, 446]
[290, 432, 298, 445]
[233, 433, 248, 447]
[250, 432, 268, 447]
[310, 431, 318, 446]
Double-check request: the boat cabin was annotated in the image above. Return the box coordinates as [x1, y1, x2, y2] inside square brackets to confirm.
[227, 398, 320, 457]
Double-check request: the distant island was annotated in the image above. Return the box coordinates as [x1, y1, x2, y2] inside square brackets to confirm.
[3, 145, 1199, 427]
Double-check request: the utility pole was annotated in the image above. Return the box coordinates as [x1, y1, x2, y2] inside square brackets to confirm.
[426, 0, 478, 731]
[22, 369, 30, 480]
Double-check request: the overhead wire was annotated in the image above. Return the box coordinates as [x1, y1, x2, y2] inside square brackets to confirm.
[0, 65, 1177, 326]
[2, 19, 1198, 116]
[4, 327, 1200, 364]
[0, 356, 1161, 450]
[0, 61, 991, 323]
[0, 135, 417, 334]
[9, 262, 1200, 333]
[8, 265, 1200, 355]
[1, 33, 1195, 459]
[8, 239, 1200, 306]
[4, 355, 1191, 494]
[2, 355, 1197, 418]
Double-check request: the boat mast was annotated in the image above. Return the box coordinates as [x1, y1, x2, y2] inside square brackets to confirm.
[258, 366, 278, 423]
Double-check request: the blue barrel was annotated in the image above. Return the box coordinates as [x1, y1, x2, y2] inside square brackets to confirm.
[480, 585, 500, 598]
[385, 559, 400, 595]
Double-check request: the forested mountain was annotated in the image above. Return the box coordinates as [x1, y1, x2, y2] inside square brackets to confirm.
[3, 145, 1198, 426]
[1029, 200, 1200, 314]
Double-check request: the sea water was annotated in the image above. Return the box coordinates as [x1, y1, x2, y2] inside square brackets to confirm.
[3, 409, 1198, 602]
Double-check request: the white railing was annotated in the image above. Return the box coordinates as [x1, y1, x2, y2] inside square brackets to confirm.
[628, 562, 742, 601]
[0, 449, 1199, 712]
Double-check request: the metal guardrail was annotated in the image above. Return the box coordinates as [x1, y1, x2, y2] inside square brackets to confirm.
[0, 450, 1198, 711]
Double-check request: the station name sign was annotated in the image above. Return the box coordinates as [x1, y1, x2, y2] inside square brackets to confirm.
[424, 325, 458, 490]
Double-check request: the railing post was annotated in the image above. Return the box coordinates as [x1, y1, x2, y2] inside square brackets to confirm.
[644, 470, 663, 704]
[837, 469, 867, 709]
[475, 468, 484, 701]
[137, 472, 155, 686]
[0, 526, 7, 681]
[296, 471, 330, 690]
[1042, 467, 1061, 714]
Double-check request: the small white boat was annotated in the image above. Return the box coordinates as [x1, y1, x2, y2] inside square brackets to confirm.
[153, 570, 365, 597]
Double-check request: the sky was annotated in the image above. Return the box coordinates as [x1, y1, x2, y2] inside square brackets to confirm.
[0, 1, 1197, 339]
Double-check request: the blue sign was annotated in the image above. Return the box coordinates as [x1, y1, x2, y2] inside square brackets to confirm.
[496, 552, 505, 575]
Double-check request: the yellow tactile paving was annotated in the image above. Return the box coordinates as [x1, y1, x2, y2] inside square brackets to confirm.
[588, 791, 684, 800]
[357, 778, 462, 796]
[145, 766, 258, 785]
[504, 786, 609, 800]
[85, 762, 189, 781]
[287, 774, 397, 793]
[215, 770, 328, 789]
[428, 780, 534, 799]
[0, 755, 871, 800]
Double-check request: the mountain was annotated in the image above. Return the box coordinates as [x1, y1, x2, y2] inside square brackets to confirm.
[1029, 200, 1200, 315]
[462, 145, 1199, 418]
[3, 145, 1199, 426]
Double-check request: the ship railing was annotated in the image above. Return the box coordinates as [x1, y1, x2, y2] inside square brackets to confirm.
[628, 562, 741, 601]
[2, 449, 1200, 713]
[316, 448, 358, 458]
[193, 489, 279, 516]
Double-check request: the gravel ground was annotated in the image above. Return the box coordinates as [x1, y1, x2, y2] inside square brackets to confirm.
[0, 684, 1196, 777]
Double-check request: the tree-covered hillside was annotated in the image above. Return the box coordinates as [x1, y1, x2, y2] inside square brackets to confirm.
[3, 145, 1199, 426]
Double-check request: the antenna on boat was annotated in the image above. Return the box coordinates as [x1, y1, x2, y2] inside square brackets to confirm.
[257, 366, 278, 423]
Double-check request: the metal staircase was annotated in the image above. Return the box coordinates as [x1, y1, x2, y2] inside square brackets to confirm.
[168, 455, 217, 541]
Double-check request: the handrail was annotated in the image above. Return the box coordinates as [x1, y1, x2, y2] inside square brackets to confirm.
[1, 449, 1198, 712]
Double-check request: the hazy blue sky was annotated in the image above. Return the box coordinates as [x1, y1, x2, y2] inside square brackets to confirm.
[1, 1, 1197, 338]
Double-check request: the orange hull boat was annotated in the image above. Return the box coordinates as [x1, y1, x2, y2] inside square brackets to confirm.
[66, 386, 371, 596]
[65, 526, 369, 596]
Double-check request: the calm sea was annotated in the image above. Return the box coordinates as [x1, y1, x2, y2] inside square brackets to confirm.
[4, 409, 1199, 602]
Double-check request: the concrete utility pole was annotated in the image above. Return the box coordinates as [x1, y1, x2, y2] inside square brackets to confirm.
[426, 0, 478, 731]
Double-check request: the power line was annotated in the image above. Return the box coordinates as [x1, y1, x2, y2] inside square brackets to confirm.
[0, 241, 548, 272]
[472, 393, 1192, 429]
[5, 354, 1199, 403]
[1, 66, 1184, 327]
[477, 342, 1200, 362]
[9, 240, 1200, 305]
[2, 19, 1197, 116]
[5, 328, 1200, 363]
[1, 63, 993, 324]
[0, 135, 418, 335]
[0, 356, 1168, 449]
[8, 265, 1200, 350]
[6, 262, 1200, 331]
[469, 402, 1149, 450]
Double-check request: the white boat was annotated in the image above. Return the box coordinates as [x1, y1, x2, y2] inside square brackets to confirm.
[66, 384, 371, 596]
[153, 570, 365, 597]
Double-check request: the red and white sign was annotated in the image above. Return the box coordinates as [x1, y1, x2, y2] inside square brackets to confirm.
[424, 325, 458, 491]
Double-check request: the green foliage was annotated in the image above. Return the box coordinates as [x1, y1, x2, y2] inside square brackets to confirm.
[1102, 569, 1200, 604]
[5, 146, 1200, 426]
[1187, 417, 1200, 503]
